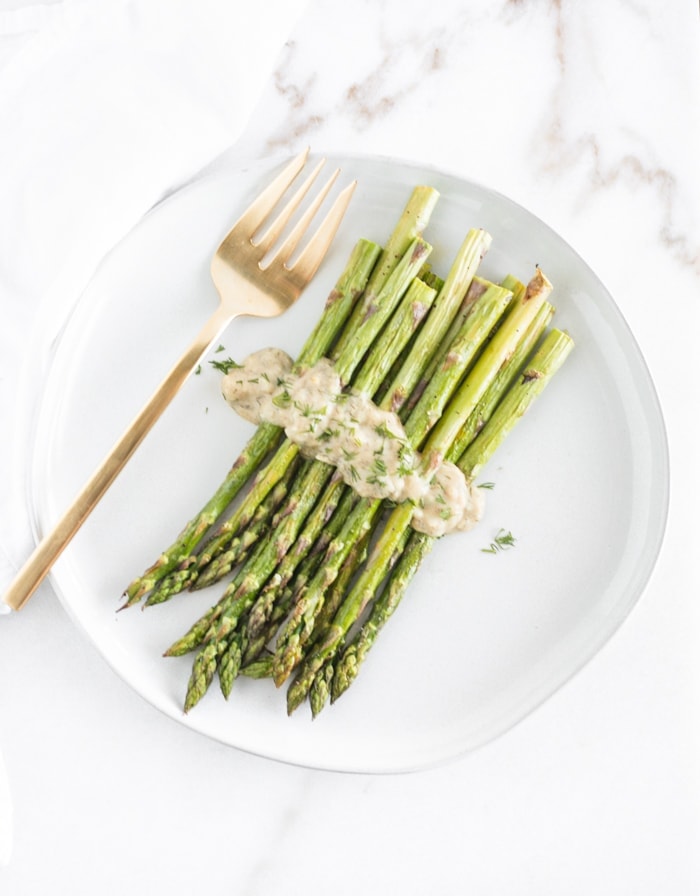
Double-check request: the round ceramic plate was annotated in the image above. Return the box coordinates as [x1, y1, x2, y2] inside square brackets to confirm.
[28, 153, 669, 773]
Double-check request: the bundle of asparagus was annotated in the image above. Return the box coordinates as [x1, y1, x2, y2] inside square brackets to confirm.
[122, 185, 574, 718]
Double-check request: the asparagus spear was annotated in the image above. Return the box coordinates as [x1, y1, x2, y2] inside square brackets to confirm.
[311, 293, 546, 711]
[194, 257, 504, 704]
[307, 521, 372, 650]
[144, 458, 302, 606]
[284, 274, 553, 713]
[457, 328, 574, 477]
[243, 474, 354, 642]
[168, 188, 439, 585]
[382, 228, 492, 414]
[131, 182, 577, 723]
[236, 507, 359, 672]
[146, 237, 433, 606]
[213, 279, 440, 699]
[211, 274, 439, 658]
[238, 653, 274, 680]
[272, 279, 515, 691]
[330, 320, 572, 706]
[164, 284, 544, 663]
[447, 299, 554, 462]
[262, 236, 498, 685]
[125, 185, 440, 606]
[330, 185, 439, 360]
[162, 491, 347, 660]
[193, 275, 438, 592]
[243, 240, 491, 680]
[309, 663, 335, 718]
[121, 238, 381, 607]
[180, 257, 440, 710]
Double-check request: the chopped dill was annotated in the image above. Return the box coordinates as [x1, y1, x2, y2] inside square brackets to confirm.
[481, 528, 516, 554]
[374, 421, 396, 440]
[209, 357, 241, 374]
[373, 456, 387, 475]
[272, 390, 291, 408]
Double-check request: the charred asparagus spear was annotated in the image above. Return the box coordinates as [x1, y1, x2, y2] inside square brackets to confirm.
[329, 324, 573, 709]
[284, 272, 554, 713]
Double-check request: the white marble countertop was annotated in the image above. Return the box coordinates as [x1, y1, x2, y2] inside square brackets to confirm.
[1, 1, 699, 893]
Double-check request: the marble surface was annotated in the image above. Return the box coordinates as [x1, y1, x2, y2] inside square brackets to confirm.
[1, 0, 699, 893]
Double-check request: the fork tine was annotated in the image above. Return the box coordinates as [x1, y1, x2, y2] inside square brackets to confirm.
[229, 147, 310, 240]
[281, 179, 357, 284]
[252, 157, 326, 256]
[262, 167, 341, 270]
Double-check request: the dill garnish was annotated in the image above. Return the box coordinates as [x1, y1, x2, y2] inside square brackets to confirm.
[481, 528, 516, 554]
[209, 357, 241, 374]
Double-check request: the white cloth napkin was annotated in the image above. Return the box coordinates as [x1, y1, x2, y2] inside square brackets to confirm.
[0, 0, 308, 864]
[0, 0, 308, 594]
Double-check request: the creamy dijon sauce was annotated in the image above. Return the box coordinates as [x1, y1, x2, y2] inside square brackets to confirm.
[221, 348, 484, 537]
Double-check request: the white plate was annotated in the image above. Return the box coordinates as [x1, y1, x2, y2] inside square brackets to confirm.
[29, 153, 669, 773]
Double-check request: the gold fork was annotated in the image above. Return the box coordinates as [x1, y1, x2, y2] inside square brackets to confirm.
[4, 148, 356, 612]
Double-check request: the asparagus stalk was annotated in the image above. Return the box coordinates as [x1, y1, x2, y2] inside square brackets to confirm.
[146, 237, 433, 606]
[216, 270, 436, 606]
[121, 238, 381, 607]
[237, 506, 359, 671]
[405, 271, 526, 414]
[218, 632, 245, 697]
[163, 487, 347, 661]
[399, 271, 527, 420]
[447, 299, 554, 462]
[144, 458, 302, 606]
[164, 282, 545, 663]
[401, 275, 492, 417]
[243, 474, 354, 642]
[284, 274, 553, 713]
[330, 314, 571, 705]
[193, 275, 438, 593]
[126, 185, 440, 607]
[217, 491, 364, 694]
[457, 328, 574, 479]
[193, 261, 510, 704]
[186, 187, 440, 584]
[180, 258, 440, 710]
[238, 653, 274, 680]
[191, 243, 432, 616]
[272, 279, 515, 691]
[262, 247, 494, 660]
[308, 522, 372, 650]
[338, 186, 439, 341]
[382, 228, 492, 414]
[214, 279, 440, 698]
[309, 663, 335, 718]
[135, 182, 576, 722]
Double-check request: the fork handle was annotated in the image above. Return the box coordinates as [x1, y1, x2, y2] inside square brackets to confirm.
[3, 305, 232, 612]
